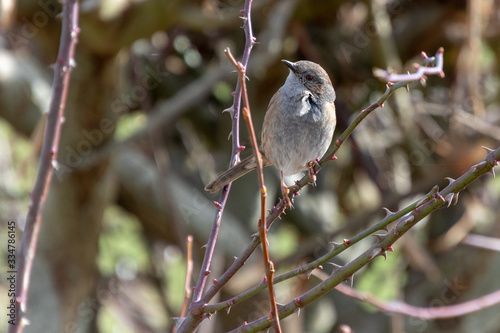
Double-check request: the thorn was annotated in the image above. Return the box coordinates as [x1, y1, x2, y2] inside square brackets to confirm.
[345, 274, 354, 288]
[405, 84, 410, 93]
[380, 103, 385, 108]
[336, 139, 341, 146]
[382, 207, 394, 217]
[343, 239, 350, 246]
[327, 262, 342, 272]
[489, 168, 496, 178]
[332, 155, 338, 160]
[276, 303, 286, 312]
[68, 58, 77, 68]
[306, 269, 314, 279]
[379, 250, 387, 260]
[227, 130, 232, 140]
[472, 161, 487, 171]
[213, 201, 222, 210]
[237, 145, 245, 153]
[420, 77, 427, 87]
[226, 306, 231, 314]
[439, 71, 445, 78]
[445, 177, 455, 185]
[201, 243, 207, 249]
[444, 193, 455, 207]
[372, 234, 386, 242]
[318, 265, 323, 270]
[428, 185, 440, 198]
[387, 245, 394, 252]
[421, 51, 428, 59]
[204, 270, 211, 276]
[233, 256, 238, 261]
[387, 82, 394, 87]
[213, 279, 217, 285]
[402, 214, 415, 225]
[296, 307, 301, 317]
[437, 47, 444, 54]
[329, 241, 342, 249]
[172, 317, 186, 328]
[434, 192, 446, 202]
[482, 146, 496, 155]
[51, 160, 60, 171]
[413, 63, 421, 69]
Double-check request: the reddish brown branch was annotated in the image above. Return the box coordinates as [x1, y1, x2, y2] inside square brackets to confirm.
[9, 1, 80, 332]
[334, 283, 500, 320]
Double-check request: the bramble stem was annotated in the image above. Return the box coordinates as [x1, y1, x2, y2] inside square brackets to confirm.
[9, 2, 80, 332]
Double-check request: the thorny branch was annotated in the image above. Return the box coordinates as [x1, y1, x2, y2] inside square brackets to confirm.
[10, 2, 80, 333]
[225, 47, 282, 332]
[228, 146, 500, 333]
[177, 0, 256, 332]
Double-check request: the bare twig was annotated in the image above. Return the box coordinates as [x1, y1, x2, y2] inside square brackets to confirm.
[462, 234, 500, 252]
[373, 47, 445, 82]
[9, 2, 80, 332]
[333, 282, 500, 320]
[174, 235, 194, 333]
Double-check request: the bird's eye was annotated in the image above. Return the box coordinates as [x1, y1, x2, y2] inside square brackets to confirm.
[306, 75, 314, 81]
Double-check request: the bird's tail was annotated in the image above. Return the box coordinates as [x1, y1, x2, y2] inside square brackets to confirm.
[205, 155, 265, 193]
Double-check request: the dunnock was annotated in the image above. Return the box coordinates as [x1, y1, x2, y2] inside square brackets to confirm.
[205, 60, 336, 207]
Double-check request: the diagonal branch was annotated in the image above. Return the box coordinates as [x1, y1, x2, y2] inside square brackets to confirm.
[9, 2, 80, 332]
[333, 283, 500, 320]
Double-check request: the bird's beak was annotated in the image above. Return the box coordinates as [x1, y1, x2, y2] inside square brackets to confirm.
[281, 60, 296, 73]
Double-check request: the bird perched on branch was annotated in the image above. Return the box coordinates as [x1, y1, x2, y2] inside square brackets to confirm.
[205, 60, 336, 207]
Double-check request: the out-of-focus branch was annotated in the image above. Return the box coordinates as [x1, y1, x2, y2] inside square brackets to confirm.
[173, 235, 193, 333]
[333, 282, 500, 320]
[10, 2, 79, 333]
[373, 47, 445, 83]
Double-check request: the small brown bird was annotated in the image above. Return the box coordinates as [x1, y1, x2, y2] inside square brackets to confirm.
[205, 60, 336, 207]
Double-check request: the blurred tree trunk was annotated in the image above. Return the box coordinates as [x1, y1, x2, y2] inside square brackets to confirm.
[25, 43, 119, 333]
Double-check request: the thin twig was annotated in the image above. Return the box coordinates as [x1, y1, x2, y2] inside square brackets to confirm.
[174, 235, 194, 333]
[9, 2, 79, 332]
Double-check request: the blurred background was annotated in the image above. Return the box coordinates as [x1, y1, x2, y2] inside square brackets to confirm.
[1, 0, 500, 332]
